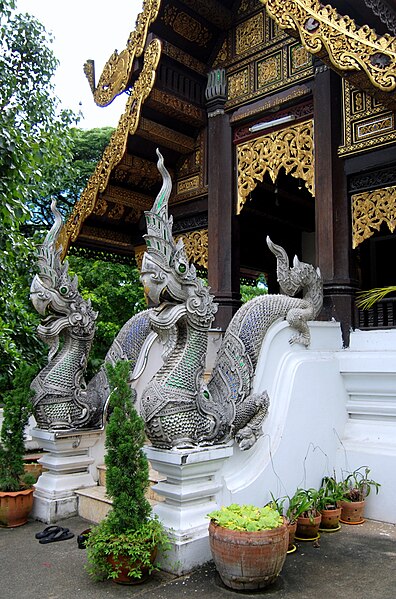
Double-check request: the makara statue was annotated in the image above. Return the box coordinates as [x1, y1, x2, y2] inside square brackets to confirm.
[30, 150, 323, 450]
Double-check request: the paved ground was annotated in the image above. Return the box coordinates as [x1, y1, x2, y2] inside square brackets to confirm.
[1, 515, 395, 599]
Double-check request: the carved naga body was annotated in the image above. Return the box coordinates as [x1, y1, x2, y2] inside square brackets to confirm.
[30, 202, 100, 429]
[138, 150, 323, 450]
[30, 151, 322, 449]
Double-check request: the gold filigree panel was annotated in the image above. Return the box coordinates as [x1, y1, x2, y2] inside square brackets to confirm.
[228, 68, 250, 98]
[237, 120, 314, 213]
[339, 80, 396, 156]
[260, 0, 396, 105]
[226, 32, 313, 106]
[135, 229, 208, 269]
[162, 6, 211, 46]
[257, 52, 282, 87]
[352, 186, 396, 248]
[236, 12, 264, 55]
[84, 0, 161, 107]
[58, 39, 162, 258]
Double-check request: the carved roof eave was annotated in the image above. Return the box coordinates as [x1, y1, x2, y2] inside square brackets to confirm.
[260, 0, 396, 109]
[84, 0, 161, 107]
[58, 39, 162, 260]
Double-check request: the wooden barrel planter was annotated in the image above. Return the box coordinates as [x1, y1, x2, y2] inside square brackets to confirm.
[208, 518, 288, 590]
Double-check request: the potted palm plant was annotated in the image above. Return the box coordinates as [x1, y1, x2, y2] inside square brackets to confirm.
[207, 503, 288, 590]
[0, 363, 37, 527]
[339, 466, 381, 524]
[85, 360, 169, 583]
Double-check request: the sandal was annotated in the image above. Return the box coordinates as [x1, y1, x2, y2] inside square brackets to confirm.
[35, 525, 64, 539]
[39, 527, 74, 544]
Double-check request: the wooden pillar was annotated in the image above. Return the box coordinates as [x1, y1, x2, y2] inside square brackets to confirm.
[206, 69, 241, 330]
[314, 64, 358, 346]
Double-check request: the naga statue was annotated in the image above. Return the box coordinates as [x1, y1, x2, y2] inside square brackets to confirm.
[30, 201, 100, 429]
[30, 150, 322, 450]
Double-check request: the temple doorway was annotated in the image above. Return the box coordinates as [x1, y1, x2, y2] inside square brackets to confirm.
[238, 169, 315, 293]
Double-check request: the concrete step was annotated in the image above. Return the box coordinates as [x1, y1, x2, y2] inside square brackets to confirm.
[76, 484, 160, 524]
[75, 485, 112, 523]
[96, 463, 165, 503]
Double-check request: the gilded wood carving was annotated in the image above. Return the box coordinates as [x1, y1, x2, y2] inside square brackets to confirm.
[259, 0, 396, 106]
[339, 80, 396, 156]
[352, 186, 396, 248]
[59, 39, 162, 258]
[135, 228, 208, 270]
[84, 0, 161, 107]
[237, 120, 314, 213]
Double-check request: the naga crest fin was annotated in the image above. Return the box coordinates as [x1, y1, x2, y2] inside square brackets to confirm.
[143, 149, 191, 278]
[36, 199, 64, 288]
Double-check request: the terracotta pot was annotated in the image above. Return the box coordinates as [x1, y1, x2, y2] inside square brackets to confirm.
[340, 500, 365, 524]
[107, 547, 157, 584]
[296, 512, 322, 539]
[287, 520, 297, 550]
[320, 506, 342, 530]
[0, 488, 34, 527]
[208, 518, 288, 590]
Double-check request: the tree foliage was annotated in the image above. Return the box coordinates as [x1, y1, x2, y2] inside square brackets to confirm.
[0, 0, 78, 392]
[68, 255, 146, 376]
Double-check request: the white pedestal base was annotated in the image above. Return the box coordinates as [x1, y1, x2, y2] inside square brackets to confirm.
[30, 428, 102, 523]
[145, 443, 233, 575]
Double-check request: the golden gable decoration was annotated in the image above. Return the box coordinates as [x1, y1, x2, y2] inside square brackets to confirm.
[135, 229, 208, 270]
[84, 0, 161, 107]
[352, 186, 396, 248]
[58, 38, 162, 258]
[236, 120, 314, 214]
[260, 0, 396, 108]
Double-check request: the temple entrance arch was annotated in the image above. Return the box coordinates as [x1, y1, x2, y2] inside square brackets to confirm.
[236, 119, 315, 292]
[237, 168, 315, 293]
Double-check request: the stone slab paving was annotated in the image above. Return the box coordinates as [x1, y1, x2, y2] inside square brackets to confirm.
[1, 515, 395, 599]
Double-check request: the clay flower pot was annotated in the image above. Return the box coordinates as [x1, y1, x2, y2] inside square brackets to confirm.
[287, 520, 297, 551]
[0, 488, 34, 527]
[296, 512, 322, 540]
[208, 518, 288, 590]
[340, 500, 365, 524]
[320, 506, 342, 530]
[107, 547, 157, 585]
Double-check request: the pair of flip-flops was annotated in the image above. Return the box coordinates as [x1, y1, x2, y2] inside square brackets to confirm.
[35, 525, 74, 544]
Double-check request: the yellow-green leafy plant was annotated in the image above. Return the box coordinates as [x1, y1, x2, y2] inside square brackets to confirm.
[208, 503, 283, 532]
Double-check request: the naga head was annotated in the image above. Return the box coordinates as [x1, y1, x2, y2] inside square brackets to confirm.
[140, 149, 217, 326]
[30, 200, 97, 340]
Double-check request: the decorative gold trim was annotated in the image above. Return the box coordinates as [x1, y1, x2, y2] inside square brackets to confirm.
[259, 0, 396, 99]
[84, 0, 161, 107]
[352, 186, 396, 248]
[339, 79, 396, 156]
[59, 39, 162, 258]
[237, 120, 314, 214]
[135, 229, 208, 269]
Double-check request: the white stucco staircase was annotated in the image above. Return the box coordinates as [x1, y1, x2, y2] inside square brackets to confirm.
[75, 463, 164, 523]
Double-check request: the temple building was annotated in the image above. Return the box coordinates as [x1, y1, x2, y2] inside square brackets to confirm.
[59, 0, 396, 345]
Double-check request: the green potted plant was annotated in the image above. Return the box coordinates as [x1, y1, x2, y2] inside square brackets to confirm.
[318, 475, 345, 531]
[292, 488, 323, 540]
[268, 493, 298, 552]
[85, 360, 169, 584]
[339, 466, 381, 524]
[0, 363, 37, 527]
[207, 503, 288, 590]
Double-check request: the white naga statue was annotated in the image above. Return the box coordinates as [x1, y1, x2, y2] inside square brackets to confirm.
[30, 150, 323, 450]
